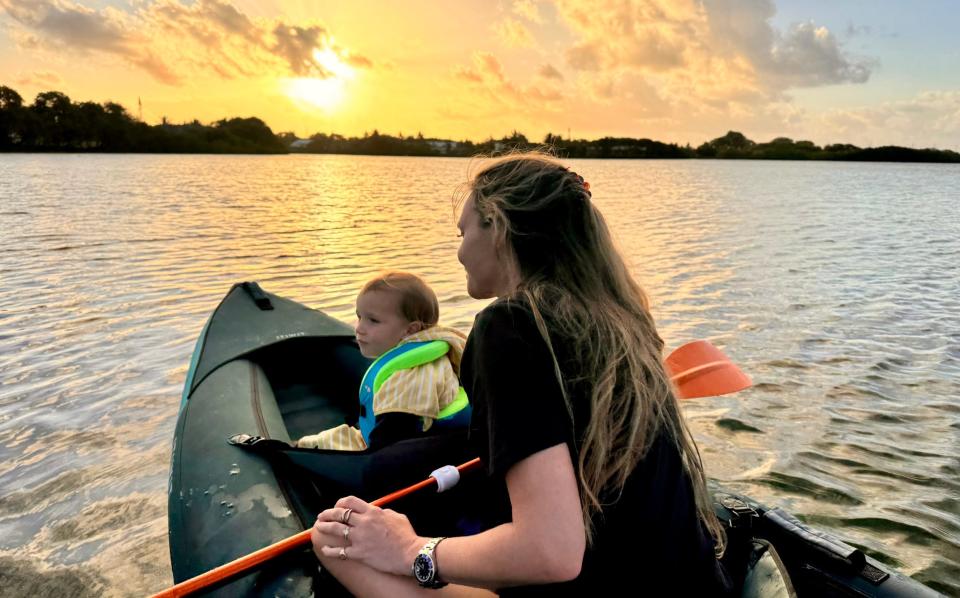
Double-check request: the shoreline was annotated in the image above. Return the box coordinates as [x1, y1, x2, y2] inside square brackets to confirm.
[3, 150, 959, 164]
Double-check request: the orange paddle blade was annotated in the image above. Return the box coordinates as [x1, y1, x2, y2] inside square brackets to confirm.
[665, 340, 752, 399]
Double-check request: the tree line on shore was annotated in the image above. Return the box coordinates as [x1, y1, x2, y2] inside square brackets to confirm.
[2, 85, 958, 163]
[0, 86, 285, 153]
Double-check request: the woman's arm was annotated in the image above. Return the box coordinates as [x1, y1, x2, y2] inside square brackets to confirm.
[436, 442, 585, 587]
[312, 553, 497, 598]
[313, 442, 585, 592]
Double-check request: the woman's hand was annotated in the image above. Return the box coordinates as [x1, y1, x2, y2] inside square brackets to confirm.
[312, 495, 426, 577]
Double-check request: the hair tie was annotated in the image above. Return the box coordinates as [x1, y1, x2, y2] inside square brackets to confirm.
[568, 170, 592, 198]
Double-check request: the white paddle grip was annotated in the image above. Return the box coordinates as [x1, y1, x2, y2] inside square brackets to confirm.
[430, 465, 460, 493]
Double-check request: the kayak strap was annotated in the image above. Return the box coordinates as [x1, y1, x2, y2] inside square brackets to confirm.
[764, 509, 865, 569]
[241, 281, 274, 310]
[762, 508, 889, 585]
[227, 433, 290, 452]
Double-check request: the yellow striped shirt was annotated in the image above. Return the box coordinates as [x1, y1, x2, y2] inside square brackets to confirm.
[296, 325, 467, 450]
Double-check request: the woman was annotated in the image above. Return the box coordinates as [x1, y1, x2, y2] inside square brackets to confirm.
[311, 152, 730, 596]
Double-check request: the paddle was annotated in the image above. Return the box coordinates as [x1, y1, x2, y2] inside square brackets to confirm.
[667, 339, 752, 399]
[151, 339, 750, 597]
[152, 458, 484, 598]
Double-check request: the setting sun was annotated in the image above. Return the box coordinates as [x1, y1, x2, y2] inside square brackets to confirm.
[313, 47, 354, 80]
[286, 77, 346, 111]
[284, 47, 355, 112]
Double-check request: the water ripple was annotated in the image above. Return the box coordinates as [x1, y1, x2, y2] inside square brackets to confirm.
[0, 155, 957, 594]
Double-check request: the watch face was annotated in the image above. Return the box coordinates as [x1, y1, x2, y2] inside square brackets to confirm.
[413, 553, 434, 582]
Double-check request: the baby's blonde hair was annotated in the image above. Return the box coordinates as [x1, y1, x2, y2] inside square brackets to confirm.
[360, 271, 439, 328]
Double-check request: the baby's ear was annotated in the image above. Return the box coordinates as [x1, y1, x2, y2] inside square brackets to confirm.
[406, 321, 424, 334]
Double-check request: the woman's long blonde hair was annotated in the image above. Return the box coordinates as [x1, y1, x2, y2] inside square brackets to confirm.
[458, 151, 725, 554]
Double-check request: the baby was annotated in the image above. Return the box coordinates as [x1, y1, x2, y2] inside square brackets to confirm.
[297, 272, 469, 451]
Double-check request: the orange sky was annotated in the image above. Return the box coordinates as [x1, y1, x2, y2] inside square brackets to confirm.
[1, 0, 958, 148]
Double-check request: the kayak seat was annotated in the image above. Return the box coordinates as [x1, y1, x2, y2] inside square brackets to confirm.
[247, 359, 294, 443]
[255, 337, 369, 442]
[185, 358, 293, 444]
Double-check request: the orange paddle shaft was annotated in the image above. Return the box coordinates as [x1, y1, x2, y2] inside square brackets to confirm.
[151, 458, 482, 598]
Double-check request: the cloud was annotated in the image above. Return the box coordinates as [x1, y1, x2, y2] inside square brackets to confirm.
[443, 0, 891, 147]
[557, 0, 699, 73]
[451, 51, 565, 116]
[131, 53, 183, 85]
[815, 90, 960, 148]
[555, 0, 873, 101]
[0, 0, 373, 85]
[344, 54, 373, 69]
[0, 0, 131, 52]
[15, 69, 63, 87]
[537, 64, 564, 80]
[765, 21, 872, 87]
[453, 65, 484, 83]
[701, 0, 874, 89]
[271, 24, 333, 76]
[670, 88, 960, 150]
[0, 0, 141, 65]
[494, 17, 535, 48]
[566, 43, 603, 71]
[455, 52, 506, 85]
[0, 0, 181, 82]
[513, 0, 543, 24]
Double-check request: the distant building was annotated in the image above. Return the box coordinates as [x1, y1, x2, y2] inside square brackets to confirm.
[426, 139, 458, 154]
[290, 139, 311, 150]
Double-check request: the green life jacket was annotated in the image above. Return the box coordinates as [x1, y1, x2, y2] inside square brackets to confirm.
[358, 340, 470, 445]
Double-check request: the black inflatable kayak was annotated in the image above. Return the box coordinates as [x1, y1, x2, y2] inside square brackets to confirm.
[167, 283, 942, 596]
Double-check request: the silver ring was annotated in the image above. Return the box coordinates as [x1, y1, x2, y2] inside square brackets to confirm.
[340, 508, 353, 524]
[343, 526, 350, 541]
[338, 547, 347, 560]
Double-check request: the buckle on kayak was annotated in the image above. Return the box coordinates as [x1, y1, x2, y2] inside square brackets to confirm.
[227, 433, 292, 452]
[720, 495, 758, 529]
[228, 433, 264, 446]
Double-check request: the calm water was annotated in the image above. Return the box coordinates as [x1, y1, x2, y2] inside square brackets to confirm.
[0, 154, 958, 596]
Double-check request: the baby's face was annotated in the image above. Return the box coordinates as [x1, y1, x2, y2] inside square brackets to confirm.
[354, 290, 417, 358]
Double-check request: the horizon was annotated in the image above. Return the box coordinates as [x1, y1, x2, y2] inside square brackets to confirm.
[1, 1, 958, 151]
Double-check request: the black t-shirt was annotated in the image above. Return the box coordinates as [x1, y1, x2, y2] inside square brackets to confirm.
[461, 298, 731, 596]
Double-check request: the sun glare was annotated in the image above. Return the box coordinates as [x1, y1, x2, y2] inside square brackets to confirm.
[313, 48, 354, 80]
[287, 77, 346, 110]
[285, 47, 356, 112]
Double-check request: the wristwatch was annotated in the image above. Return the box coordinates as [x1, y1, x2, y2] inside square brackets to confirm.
[412, 537, 448, 588]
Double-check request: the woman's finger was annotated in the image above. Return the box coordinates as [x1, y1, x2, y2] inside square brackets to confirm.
[334, 495, 371, 513]
[316, 507, 342, 523]
[317, 505, 363, 523]
[313, 520, 350, 538]
[319, 544, 360, 561]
